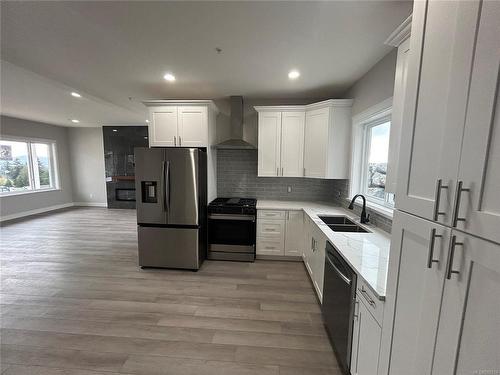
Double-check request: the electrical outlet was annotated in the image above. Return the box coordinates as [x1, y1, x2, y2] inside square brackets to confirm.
[287, 186, 292, 193]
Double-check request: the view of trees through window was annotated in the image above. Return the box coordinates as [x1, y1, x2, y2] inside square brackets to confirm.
[0, 139, 54, 194]
[364, 121, 394, 206]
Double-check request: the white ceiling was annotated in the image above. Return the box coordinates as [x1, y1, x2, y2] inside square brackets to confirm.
[1, 1, 412, 127]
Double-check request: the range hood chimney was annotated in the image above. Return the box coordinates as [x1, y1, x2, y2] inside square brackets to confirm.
[214, 96, 256, 149]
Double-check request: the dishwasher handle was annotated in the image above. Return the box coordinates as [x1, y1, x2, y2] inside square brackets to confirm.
[326, 252, 352, 285]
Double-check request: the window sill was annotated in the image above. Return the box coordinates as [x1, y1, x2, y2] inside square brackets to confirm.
[0, 188, 61, 198]
[345, 197, 394, 220]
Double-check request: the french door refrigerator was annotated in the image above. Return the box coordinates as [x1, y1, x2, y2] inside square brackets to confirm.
[134, 147, 207, 270]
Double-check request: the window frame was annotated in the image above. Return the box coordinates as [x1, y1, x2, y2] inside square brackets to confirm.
[350, 98, 394, 215]
[0, 135, 60, 196]
[360, 116, 394, 207]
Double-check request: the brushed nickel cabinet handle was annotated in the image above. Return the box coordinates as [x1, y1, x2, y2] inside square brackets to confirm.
[452, 181, 470, 227]
[427, 228, 442, 268]
[277, 167, 279, 176]
[433, 179, 449, 221]
[360, 285, 376, 307]
[303, 167, 306, 176]
[281, 167, 284, 176]
[174, 136, 176, 146]
[179, 136, 181, 146]
[446, 235, 463, 279]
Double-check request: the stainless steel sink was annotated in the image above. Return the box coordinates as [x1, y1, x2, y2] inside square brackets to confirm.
[327, 224, 369, 233]
[318, 215, 357, 225]
[318, 215, 370, 233]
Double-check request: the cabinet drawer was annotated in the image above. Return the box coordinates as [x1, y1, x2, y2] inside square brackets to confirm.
[256, 238, 284, 256]
[357, 280, 384, 325]
[257, 219, 285, 239]
[257, 210, 286, 220]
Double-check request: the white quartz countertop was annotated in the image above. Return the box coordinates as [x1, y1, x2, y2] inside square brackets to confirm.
[257, 200, 391, 300]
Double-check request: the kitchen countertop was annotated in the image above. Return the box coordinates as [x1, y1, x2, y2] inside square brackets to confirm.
[257, 200, 391, 300]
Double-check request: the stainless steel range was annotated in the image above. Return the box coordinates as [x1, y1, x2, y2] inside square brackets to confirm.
[207, 198, 256, 262]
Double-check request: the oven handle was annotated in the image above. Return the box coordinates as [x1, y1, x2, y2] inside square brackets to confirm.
[208, 214, 255, 222]
[326, 253, 352, 285]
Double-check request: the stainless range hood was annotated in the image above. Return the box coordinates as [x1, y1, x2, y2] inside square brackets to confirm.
[214, 96, 256, 150]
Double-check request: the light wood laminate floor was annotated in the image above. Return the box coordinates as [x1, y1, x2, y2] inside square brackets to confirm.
[0, 208, 341, 375]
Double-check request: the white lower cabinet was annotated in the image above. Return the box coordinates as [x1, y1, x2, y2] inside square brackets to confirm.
[351, 294, 382, 375]
[383, 210, 500, 375]
[256, 210, 303, 257]
[310, 224, 326, 301]
[284, 211, 303, 256]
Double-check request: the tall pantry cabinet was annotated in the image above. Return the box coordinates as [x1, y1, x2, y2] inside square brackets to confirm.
[381, 1, 500, 374]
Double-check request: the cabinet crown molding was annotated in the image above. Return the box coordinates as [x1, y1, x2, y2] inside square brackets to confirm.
[254, 99, 353, 113]
[142, 100, 219, 113]
[385, 14, 412, 47]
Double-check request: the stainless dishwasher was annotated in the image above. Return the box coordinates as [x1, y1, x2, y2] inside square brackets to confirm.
[322, 241, 357, 375]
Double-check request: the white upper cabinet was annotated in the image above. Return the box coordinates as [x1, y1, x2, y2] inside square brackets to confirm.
[178, 106, 208, 147]
[304, 101, 352, 179]
[255, 100, 352, 179]
[257, 111, 282, 177]
[396, 1, 485, 226]
[452, 1, 500, 244]
[149, 107, 178, 147]
[144, 101, 217, 148]
[397, 0, 500, 244]
[281, 112, 305, 177]
[303, 107, 329, 178]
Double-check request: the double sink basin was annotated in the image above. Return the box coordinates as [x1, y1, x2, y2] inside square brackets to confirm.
[318, 215, 370, 233]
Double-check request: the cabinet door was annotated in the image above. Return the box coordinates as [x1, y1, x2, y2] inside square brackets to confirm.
[280, 112, 305, 177]
[386, 210, 450, 375]
[311, 225, 326, 301]
[432, 231, 500, 375]
[258, 112, 281, 177]
[396, 0, 479, 224]
[355, 299, 382, 375]
[284, 211, 303, 256]
[149, 107, 178, 147]
[303, 108, 328, 178]
[178, 106, 208, 147]
[453, 1, 500, 244]
[303, 216, 314, 276]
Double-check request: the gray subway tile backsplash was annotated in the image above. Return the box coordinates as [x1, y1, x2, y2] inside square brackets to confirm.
[216, 149, 392, 233]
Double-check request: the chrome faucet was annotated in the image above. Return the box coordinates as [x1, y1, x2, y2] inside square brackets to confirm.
[348, 194, 370, 224]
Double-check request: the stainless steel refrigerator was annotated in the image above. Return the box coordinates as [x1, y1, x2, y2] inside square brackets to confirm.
[134, 147, 207, 270]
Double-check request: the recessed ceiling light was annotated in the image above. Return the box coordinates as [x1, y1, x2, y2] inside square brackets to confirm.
[145, 119, 150, 123]
[71, 92, 82, 98]
[163, 73, 176, 82]
[112, 129, 118, 132]
[144, 136, 148, 139]
[71, 119, 79, 123]
[288, 70, 300, 80]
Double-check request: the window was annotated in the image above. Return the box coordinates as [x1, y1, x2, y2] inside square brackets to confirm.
[361, 116, 394, 208]
[0, 138, 58, 195]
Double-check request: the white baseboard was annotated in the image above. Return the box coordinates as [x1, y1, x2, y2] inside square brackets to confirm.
[0, 202, 75, 222]
[73, 202, 108, 207]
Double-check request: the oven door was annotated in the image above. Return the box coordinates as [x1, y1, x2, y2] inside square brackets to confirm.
[208, 214, 256, 246]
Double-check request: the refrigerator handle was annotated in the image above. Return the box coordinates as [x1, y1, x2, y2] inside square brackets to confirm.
[161, 161, 167, 211]
[165, 160, 171, 212]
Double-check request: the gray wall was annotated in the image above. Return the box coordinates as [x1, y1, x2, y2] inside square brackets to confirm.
[217, 149, 346, 201]
[343, 49, 397, 116]
[0, 115, 74, 218]
[67, 127, 107, 205]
